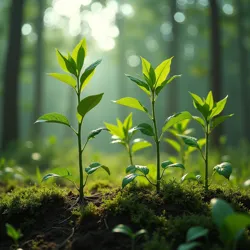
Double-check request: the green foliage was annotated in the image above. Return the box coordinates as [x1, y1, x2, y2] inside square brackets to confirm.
[180, 91, 233, 191]
[5, 223, 22, 245]
[105, 113, 152, 166]
[35, 38, 109, 203]
[115, 57, 190, 192]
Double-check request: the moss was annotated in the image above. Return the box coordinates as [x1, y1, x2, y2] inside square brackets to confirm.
[144, 232, 170, 250]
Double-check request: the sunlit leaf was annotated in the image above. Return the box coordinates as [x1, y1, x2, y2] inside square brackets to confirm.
[178, 135, 199, 148]
[5, 223, 22, 241]
[210, 95, 228, 118]
[126, 165, 149, 175]
[105, 122, 124, 139]
[131, 139, 152, 153]
[55, 49, 69, 73]
[112, 224, 133, 238]
[122, 173, 140, 188]
[125, 74, 150, 95]
[87, 127, 108, 140]
[35, 113, 70, 127]
[141, 57, 155, 88]
[164, 138, 181, 152]
[48, 73, 76, 89]
[192, 116, 205, 128]
[205, 91, 214, 110]
[155, 75, 181, 95]
[155, 57, 173, 87]
[72, 38, 87, 62]
[211, 114, 233, 131]
[85, 162, 110, 175]
[113, 97, 148, 112]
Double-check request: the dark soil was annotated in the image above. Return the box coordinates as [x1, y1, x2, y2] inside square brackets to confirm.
[1, 181, 250, 250]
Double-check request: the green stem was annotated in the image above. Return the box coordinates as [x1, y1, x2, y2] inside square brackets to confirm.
[76, 77, 84, 203]
[204, 122, 209, 192]
[151, 94, 160, 194]
[127, 144, 134, 165]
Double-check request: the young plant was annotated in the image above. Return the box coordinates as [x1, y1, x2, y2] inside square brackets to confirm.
[105, 112, 152, 165]
[112, 224, 147, 250]
[35, 39, 110, 204]
[5, 223, 23, 248]
[179, 91, 233, 191]
[164, 119, 205, 166]
[114, 57, 192, 193]
[211, 198, 250, 250]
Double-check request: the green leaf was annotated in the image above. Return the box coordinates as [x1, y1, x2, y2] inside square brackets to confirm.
[211, 114, 233, 130]
[67, 53, 77, 75]
[178, 135, 199, 148]
[87, 127, 108, 141]
[5, 223, 22, 241]
[122, 173, 140, 188]
[48, 73, 76, 89]
[181, 173, 200, 183]
[126, 165, 149, 175]
[161, 161, 185, 170]
[113, 97, 148, 112]
[72, 38, 87, 62]
[192, 116, 205, 128]
[206, 91, 214, 110]
[162, 111, 192, 133]
[124, 113, 133, 131]
[186, 226, 208, 242]
[141, 57, 155, 88]
[77, 93, 103, 119]
[213, 162, 232, 180]
[177, 242, 201, 250]
[35, 113, 70, 127]
[80, 59, 102, 92]
[189, 92, 204, 106]
[221, 213, 250, 244]
[211, 198, 234, 229]
[164, 139, 181, 152]
[155, 75, 181, 95]
[105, 122, 124, 139]
[76, 46, 85, 72]
[135, 229, 147, 238]
[42, 173, 61, 181]
[112, 224, 133, 238]
[210, 95, 228, 118]
[131, 139, 152, 153]
[134, 123, 155, 136]
[56, 49, 69, 73]
[155, 57, 173, 87]
[85, 162, 110, 175]
[125, 74, 150, 95]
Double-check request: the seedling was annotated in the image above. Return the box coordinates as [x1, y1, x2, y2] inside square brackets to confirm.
[114, 57, 192, 193]
[179, 91, 233, 191]
[5, 223, 23, 248]
[35, 39, 110, 204]
[105, 112, 152, 165]
[177, 226, 208, 250]
[112, 224, 147, 250]
[211, 198, 250, 250]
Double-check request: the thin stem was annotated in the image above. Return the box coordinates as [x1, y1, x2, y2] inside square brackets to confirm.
[204, 122, 209, 192]
[151, 94, 161, 193]
[127, 143, 134, 165]
[76, 76, 84, 203]
[144, 175, 157, 186]
[83, 174, 89, 188]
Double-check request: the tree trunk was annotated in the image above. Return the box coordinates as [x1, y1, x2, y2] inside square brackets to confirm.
[32, 0, 45, 139]
[209, 0, 222, 147]
[237, 0, 250, 142]
[2, 0, 25, 150]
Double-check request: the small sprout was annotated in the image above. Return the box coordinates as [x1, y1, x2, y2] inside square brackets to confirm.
[6, 223, 23, 247]
[112, 224, 147, 250]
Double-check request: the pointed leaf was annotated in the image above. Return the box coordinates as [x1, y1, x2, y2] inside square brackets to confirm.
[162, 111, 192, 132]
[164, 138, 181, 152]
[155, 57, 173, 87]
[6, 223, 22, 241]
[56, 49, 69, 73]
[134, 123, 155, 136]
[155, 75, 181, 95]
[105, 122, 124, 139]
[211, 114, 233, 130]
[80, 59, 102, 92]
[42, 173, 61, 181]
[35, 113, 70, 127]
[178, 135, 199, 148]
[85, 162, 110, 175]
[125, 74, 150, 95]
[48, 73, 76, 89]
[186, 226, 208, 242]
[135, 229, 147, 238]
[113, 97, 148, 112]
[87, 127, 108, 140]
[164, 162, 185, 170]
[131, 139, 152, 153]
[161, 160, 173, 169]
[206, 91, 214, 110]
[77, 93, 103, 119]
[124, 113, 133, 131]
[189, 92, 204, 106]
[122, 173, 140, 189]
[213, 162, 232, 180]
[141, 57, 155, 88]
[126, 165, 149, 175]
[181, 173, 200, 183]
[192, 116, 205, 128]
[210, 95, 228, 118]
[72, 38, 87, 62]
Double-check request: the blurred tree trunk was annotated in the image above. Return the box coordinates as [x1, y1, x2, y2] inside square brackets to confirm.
[237, 0, 250, 142]
[32, 0, 45, 139]
[209, 0, 222, 147]
[2, 0, 25, 150]
[167, 0, 179, 116]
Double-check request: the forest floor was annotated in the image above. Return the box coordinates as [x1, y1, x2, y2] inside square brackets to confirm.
[1, 181, 250, 250]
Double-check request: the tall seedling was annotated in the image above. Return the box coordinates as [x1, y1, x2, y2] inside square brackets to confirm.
[179, 91, 233, 191]
[35, 39, 110, 203]
[114, 57, 192, 193]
